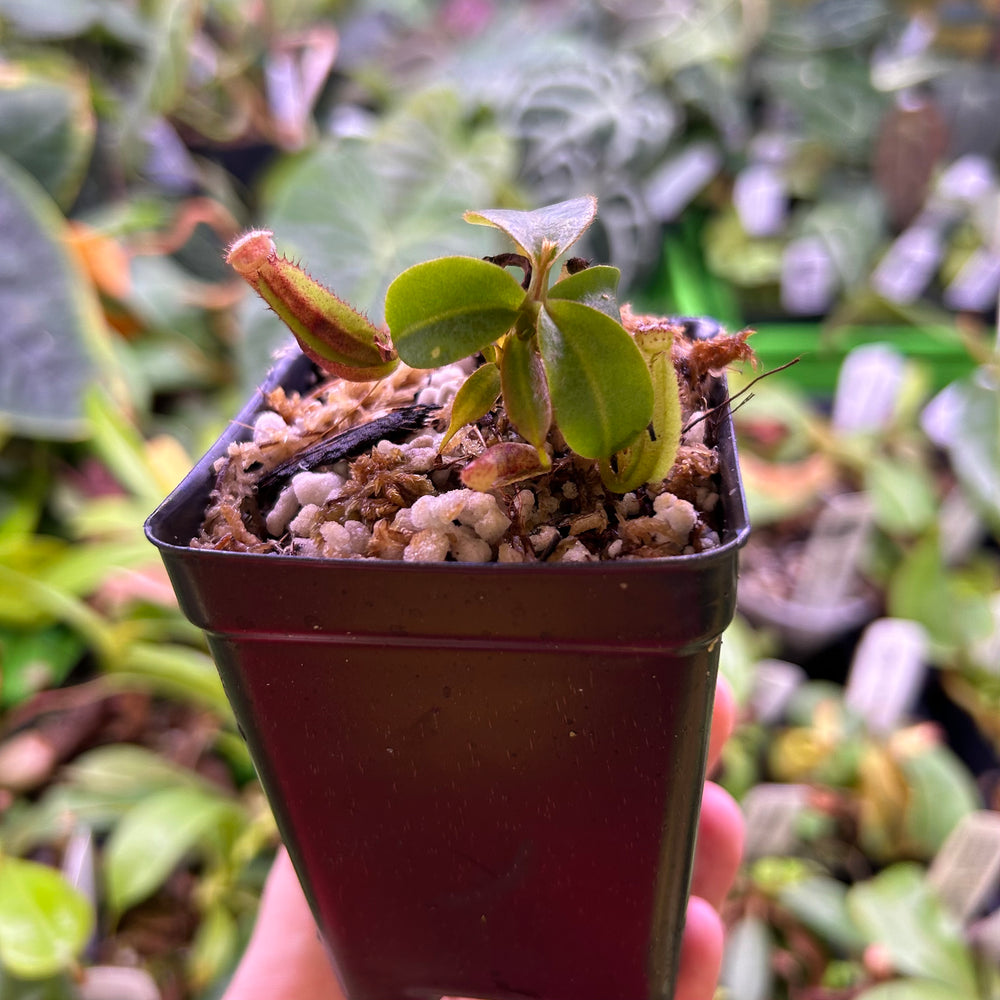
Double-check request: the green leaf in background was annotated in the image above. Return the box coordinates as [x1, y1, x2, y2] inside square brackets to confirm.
[0, 855, 93, 979]
[387, 257, 526, 368]
[888, 532, 995, 658]
[465, 196, 597, 272]
[757, 54, 888, 161]
[0, 58, 95, 209]
[943, 372, 1000, 535]
[0, 965, 76, 1000]
[0, 0, 148, 43]
[767, 0, 893, 52]
[846, 863, 978, 992]
[187, 902, 239, 992]
[104, 786, 246, 915]
[128, 0, 198, 120]
[0, 626, 83, 709]
[779, 875, 869, 956]
[537, 298, 652, 459]
[0, 155, 104, 440]
[864, 455, 938, 536]
[900, 745, 980, 857]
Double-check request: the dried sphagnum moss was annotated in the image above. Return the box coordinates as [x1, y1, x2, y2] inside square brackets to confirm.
[194, 319, 754, 563]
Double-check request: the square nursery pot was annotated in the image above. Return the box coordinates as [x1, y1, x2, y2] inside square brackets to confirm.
[145, 347, 750, 1000]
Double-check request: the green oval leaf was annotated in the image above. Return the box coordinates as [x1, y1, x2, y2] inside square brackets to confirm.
[548, 264, 621, 319]
[500, 334, 551, 449]
[386, 256, 526, 368]
[464, 196, 597, 266]
[537, 299, 653, 459]
[900, 746, 979, 857]
[104, 787, 245, 915]
[864, 457, 937, 536]
[0, 856, 93, 978]
[846, 863, 978, 993]
[0, 154, 104, 440]
[0, 58, 95, 208]
[441, 362, 501, 449]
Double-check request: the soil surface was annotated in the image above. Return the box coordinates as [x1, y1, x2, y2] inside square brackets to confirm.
[195, 310, 755, 562]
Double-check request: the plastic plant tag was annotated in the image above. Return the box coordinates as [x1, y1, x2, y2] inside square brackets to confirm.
[780, 235, 837, 316]
[921, 381, 962, 447]
[792, 492, 873, 609]
[832, 343, 907, 434]
[741, 784, 809, 860]
[870, 222, 943, 304]
[970, 906, 1000, 964]
[927, 811, 1000, 923]
[750, 659, 807, 725]
[844, 618, 928, 735]
[935, 153, 997, 206]
[733, 163, 787, 237]
[644, 141, 721, 222]
[943, 247, 1000, 312]
[938, 486, 985, 565]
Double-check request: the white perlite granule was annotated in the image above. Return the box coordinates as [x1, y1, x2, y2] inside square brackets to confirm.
[397, 490, 512, 563]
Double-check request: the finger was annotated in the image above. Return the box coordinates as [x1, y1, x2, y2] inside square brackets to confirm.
[707, 675, 736, 776]
[690, 781, 744, 910]
[223, 849, 347, 1000]
[673, 895, 725, 1000]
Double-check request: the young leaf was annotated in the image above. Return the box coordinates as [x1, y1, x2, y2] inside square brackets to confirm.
[644, 343, 682, 483]
[599, 434, 660, 494]
[104, 787, 245, 915]
[0, 856, 93, 979]
[441, 362, 501, 450]
[537, 299, 653, 459]
[464, 196, 597, 270]
[500, 334, 551, 449]
[385, 256, 526, 368]
[548, 264, 622, 319]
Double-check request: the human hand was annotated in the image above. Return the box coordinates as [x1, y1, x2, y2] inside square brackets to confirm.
[223, 680, 744, 1000]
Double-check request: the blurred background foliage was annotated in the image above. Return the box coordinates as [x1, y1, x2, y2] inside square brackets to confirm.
[0, 1, 998, 998]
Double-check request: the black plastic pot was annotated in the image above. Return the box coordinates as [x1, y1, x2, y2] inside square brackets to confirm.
[145, 349, 750, 1000]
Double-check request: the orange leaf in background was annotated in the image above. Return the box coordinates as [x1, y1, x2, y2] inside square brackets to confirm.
[64, 221, 131, 301]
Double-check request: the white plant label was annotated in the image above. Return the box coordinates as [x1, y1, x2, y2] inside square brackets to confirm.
[871, 223, 943, 305]
[741, 783, 809, 860]
[844, 618, 928, 734]
[645, 142, 721, 222]
[939, 487, 985, 565]
[734, 163, 787, 237]
[792, 492, 873, 609]
[832, 343, 906, 434]
[928, 811, 1000, 923]
[780, 235, 837, 316]
[751, 659, 807, 725]
[921, 381, 962, 448]
[944, 247, 1000, 313]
